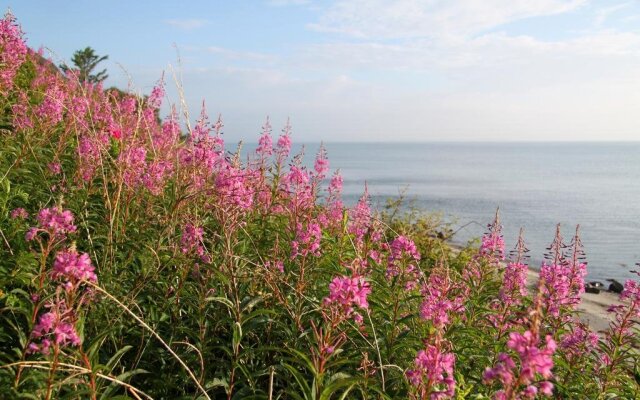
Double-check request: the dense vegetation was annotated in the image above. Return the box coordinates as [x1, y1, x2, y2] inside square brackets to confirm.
[0, 12, 638, 399]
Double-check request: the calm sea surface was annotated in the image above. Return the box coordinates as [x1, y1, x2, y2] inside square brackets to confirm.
[246, 142, 640, 282]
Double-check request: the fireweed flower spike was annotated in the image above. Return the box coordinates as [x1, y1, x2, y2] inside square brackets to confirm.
[500, 229, 529, 305]
[483, 331, 556, 399]
[10, 207, 28, 219]
[480, 208, 505, 263]
[291, 221, 322, 259]
[276, 118, 292, 161]
[256, 116, 273, 158]
[387, 235, 422, 290]
[598, 271, 640, 393]
[0, 11, 28, 92]
[147, 75, 165, 110]
[52, 248, 97, 285]
[559, 322, 598, 365]
[490, 228, 530, 333]
[323, 275, 371, 323]
[26, 207, 77, 243]
[28, 249, 98, 356]
[181, 223, 207, 260]
[406, 344, 456, 400]
[420, 269, 466, 329]
[27, 300, 81, 355]
[539, 225, 586, 320]
[348, 185, 372, 248]
[314, 144, 329, 180]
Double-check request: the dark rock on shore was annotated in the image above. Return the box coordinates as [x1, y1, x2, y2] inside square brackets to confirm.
[607, 279, 624, 294]
[585, 286, 600, 294]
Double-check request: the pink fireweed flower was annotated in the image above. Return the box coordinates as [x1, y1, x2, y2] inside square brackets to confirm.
[276, 132, 292, 156]
[181, 223, 206, 258]
[180, 111, 225, 181]
[291, 222, 322, 258]
[314, 145, 329, 179]
[480, 211, 505, 262]
[406, 345, 456, 400]
[0, 12, 28, 91]
[323, 275, 371, 321]
[27, 301, 81, 355]
[256, 117, 273, 157]
[182, 134, 225, 176]
[52, 249, 97, 284]
[348, 188, 372, 247]
[605, 275, 640, 339]
[387, 235, 422, 290]
[110, 127, 122, 140]
[537, 225, 587, 319]
[560, 323, 598, 362]
[483, 330, 556, 398]
[154, 108, 180, 150]
[420, 271, 465, 329]
[215, 165, 254, 210]
[191, 102, 212, 143]
[276, 119, 292, 160]
[328, 171, 343, 196]
[284, 165, 310, 187]
[500, 262, 528, 305]
[10, 207, 28, 219]
[143, 160, 173, 195]
[48, 162, 62, 175]
[319, 171, 344, 229]
[564, 226, 588, 302]
[35, 83, 66, 126]
[489, 232, 529, 331]
[620, 279, 640, 316]
[119, 145, 147, 189]
[539, 261, 584, 318]
[69, 95, 88, 124]
[147, 76, 165, 110]
[77, 133, 109, 181]
[281, 165, 314, 211]
[120, 96, 137, 115]
[27, 207, 77, 242]
[12, 92, 33, 130]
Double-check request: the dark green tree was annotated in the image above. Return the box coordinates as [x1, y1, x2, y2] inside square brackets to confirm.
[60, 46, 108, 83]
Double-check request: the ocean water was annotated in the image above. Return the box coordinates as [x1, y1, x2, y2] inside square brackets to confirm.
[245, 142, 640, 283]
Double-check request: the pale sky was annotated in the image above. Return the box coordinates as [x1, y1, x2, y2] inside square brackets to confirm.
[6, 0, 640, 142]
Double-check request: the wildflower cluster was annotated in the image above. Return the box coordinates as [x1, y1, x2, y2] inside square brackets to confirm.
[27, 300, 81, 355]
[323, 275, 371, 324]
[387, 235, 422, 290]
[26, 207, 77, 242]
[406, 344, 456, 400]
[484, 331, 556, 399]
[0, 11, 27, 91]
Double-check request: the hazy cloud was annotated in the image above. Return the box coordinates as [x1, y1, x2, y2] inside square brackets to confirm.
[308, 0, 587, 39]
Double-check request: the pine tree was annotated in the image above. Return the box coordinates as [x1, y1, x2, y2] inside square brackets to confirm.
[60, 46, 108, 83]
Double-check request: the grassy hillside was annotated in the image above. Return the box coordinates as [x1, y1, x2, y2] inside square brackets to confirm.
[0, 12, 638, 399]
